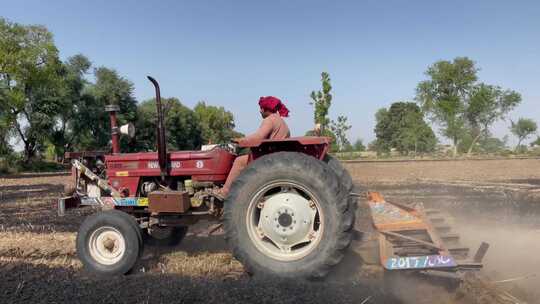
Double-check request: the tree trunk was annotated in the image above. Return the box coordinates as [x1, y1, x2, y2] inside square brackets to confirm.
[12, 119, 34, 162]
[452, 138, 458, 158]
[467, 133, 482, 156]
[24, 143, 36, 163]
[515, 138, 523, 152]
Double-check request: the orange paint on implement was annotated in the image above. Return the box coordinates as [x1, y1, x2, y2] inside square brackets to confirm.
[367, 192, 426, 232]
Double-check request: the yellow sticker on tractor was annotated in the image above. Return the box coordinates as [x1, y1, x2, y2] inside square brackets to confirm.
[116, 171, 129, 177]
[138, 198, 149, 206]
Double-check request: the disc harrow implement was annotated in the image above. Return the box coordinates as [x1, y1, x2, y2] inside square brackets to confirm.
[365, 192, 489, 274]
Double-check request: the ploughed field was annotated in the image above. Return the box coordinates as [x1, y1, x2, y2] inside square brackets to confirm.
[1, 158, 540, 304]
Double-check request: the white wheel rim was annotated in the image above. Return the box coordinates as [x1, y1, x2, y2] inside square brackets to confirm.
[88, 226, 126, 265]
[246, 181, 324, 262]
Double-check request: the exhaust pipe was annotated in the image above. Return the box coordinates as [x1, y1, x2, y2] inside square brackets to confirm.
[147, 76, 168, 181]
[105, 104, 121, 154]
[105, 105, 135, 154]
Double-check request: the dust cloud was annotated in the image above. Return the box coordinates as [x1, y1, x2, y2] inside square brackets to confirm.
[379, 182, 540, 304]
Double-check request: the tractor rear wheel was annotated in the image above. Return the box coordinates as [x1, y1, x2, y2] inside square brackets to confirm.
[324, 155, 354, 193]
[76, 210, 142, 276]
[324, 155, 359, 212]
[224, 152, 354, 279]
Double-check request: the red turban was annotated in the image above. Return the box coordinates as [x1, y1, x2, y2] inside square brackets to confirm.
[258, 96, 289, 117]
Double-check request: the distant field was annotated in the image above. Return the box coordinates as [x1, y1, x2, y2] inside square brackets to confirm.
[343, 158, 540, 185]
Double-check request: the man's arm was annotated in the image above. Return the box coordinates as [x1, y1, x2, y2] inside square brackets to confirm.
[236, 118, 273, 144]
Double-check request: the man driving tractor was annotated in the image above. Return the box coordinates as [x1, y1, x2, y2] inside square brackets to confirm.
[216, 96, 290, 199]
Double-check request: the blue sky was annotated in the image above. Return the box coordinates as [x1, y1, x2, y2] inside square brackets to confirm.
[3, 0, 540, 145]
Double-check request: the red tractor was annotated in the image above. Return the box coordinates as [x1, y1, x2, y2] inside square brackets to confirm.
[60, 77, 490, 283]
[59, 77, 355, 279]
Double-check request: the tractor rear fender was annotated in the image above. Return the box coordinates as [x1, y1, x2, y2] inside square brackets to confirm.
[238, 136, 331, 162]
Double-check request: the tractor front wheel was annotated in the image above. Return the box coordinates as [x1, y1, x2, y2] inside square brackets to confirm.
[76, 210, 142, 276]
[224, 152, 354, 279]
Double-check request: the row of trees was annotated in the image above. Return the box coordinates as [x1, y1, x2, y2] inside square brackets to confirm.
[1, 17, 359, 165]
[373, 57, 536, 156]
[416, 57, 522, 156]
[0, 18, 240, 162]
[307, 58, 534, 157]
[2, 18, 535, 162]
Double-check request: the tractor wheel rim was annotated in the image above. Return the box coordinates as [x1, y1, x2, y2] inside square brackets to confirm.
[88, 226, 126, 265]
[246, 181, 324, 262]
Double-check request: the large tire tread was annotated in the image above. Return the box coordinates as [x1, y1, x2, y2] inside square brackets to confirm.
[324, 155, 359, 213]
[224, 152, 354, 280]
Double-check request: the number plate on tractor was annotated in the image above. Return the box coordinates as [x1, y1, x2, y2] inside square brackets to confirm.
[385, 255, 457, 270]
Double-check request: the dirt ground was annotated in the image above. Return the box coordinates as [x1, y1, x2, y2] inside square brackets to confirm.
[343, 158, 540, 184]
[1, 159, 540, 304]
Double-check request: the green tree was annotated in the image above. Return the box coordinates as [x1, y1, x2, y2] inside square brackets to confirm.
[50, 54, 92, 160]
[465, 83, 521, 154]
[374, 102, 437, 155]
[373, 108, 392, 153]
[0, 18, 65, 160]
[330, 115, 352, 152]
[417, 57, 522, 157]
[0, 98, 11, 155]
[310, 72, 332, 132]
[72, 67, 138, 152]
[0, 118, 11, 156]
[194, 101, 239, 144]
[353, 139, 366, 152]
[136, 98, 203, 151]
[510, 118, 537, 151]
[416, 57, 478, 157]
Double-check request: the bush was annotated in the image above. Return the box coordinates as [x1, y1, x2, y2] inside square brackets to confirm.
[18, 160, 67, 172]
[0, 153, 20, 175]
[495, 149, 514, 158]
[0, 160, 10, 175]
[526, 147, 540, 157]
[515, 145, 529, 154]
[0, 154, 67, 175]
